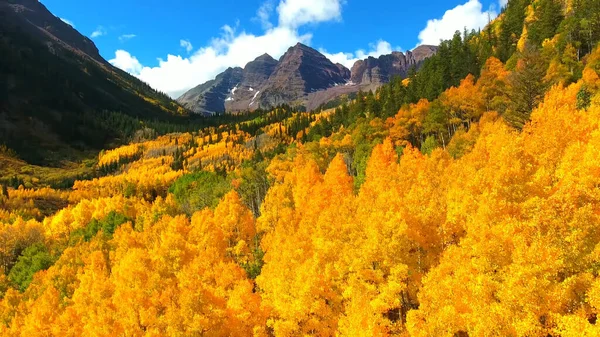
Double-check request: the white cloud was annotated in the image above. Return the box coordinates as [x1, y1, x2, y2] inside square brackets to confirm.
[119, 34, 137, 42]
[320, 40, 394, 69]
[91, 26, 107, 38]
[180, 39, 193, 53]
[417, 0, 496, 46]
[116, 26, 310, 98]
[110, 0, 345, 98]
[499, 0, 508, 7]
[109, 50, 142, 74]
[60, 18, 75, 28]
[255, 1, 275, 29]
[277, 0, 343, 28]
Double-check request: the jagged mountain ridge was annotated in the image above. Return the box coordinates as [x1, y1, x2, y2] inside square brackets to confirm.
[178, 43, 438, 114]
[351, 45, 438, 85]
[178, 43, 353, 114]
[177, 67, 245, 115]
[178, 53, 280, 114]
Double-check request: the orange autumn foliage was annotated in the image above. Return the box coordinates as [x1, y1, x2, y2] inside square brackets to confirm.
[2, 69, 600, 337]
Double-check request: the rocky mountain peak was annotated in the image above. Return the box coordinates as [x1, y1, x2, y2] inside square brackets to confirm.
[410, 45, 439, 62]
[218, 67, 243, 78]
[178, 43, 437, 114]
[255, 53, 276, 62]
[222, 54, 279, 111]
[282, 42, 328, 60]
[244, 54, 278, 81]
[272, 43, 350, 91]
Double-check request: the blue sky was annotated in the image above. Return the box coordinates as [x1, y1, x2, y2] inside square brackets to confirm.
[44, 0, 505, 97]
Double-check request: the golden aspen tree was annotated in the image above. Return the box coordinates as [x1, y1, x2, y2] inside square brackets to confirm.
[257, 154, 355, 336]
[175, 255, 267, 337]
[388, 99, 429, 146]
[213, 191, 256, 262]
[60, 251, 119, 337]
[17, 286, 62, 337]
[477, 57, 510, 113]
[440, 74, 486, 127]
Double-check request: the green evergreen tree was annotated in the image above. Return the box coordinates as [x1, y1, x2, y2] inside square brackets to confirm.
[528, 0, 564, 46]
[498, 0, 530, 61]
[8, 244, 54, 292]
[505, 45, 548, 128]
[1, 184, 8, 198]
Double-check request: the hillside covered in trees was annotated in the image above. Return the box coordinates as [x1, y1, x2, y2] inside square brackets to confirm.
[0, 0, 194, 165]
[2, 0, 600, 336]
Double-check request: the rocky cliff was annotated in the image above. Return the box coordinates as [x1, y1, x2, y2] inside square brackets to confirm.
[350, 45, 438, 85]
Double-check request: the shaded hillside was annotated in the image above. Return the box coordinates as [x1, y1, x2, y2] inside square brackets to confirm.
[0, 0, 187, 164]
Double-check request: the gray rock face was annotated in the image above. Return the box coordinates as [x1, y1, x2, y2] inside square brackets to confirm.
[224, 54, 278, 111]
[411, 45, 439, 62]
[178, 53, 279, 114]
[177, 67, 244, 114]
[242, 53, 278, 89]
[350, 45, 438, 85]
[336, 63, 352, 80]
[257, 43, 352, 108]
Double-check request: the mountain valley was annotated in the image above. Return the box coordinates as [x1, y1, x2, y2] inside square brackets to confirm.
[2, 0, 600, 336]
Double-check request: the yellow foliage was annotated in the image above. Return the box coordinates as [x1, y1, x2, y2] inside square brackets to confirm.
[441, 74, 486, 128]
[98, 144, 141, 166]
[3, 71, 600, 337]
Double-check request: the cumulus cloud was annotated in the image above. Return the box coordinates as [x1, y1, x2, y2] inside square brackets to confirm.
[320, 40, 394, 69]
[255, 1, 275, 30]
[417, 0, 496, 46]
[91, 26, 107, 38]
[180, 39, 194, 53]
[60, 18, 75, 28]
[110, 0, 345, 98]
[277, 0, 343, 28]
[119, 34, 137, 42]
[109, 50, 143, 74]
[112, 26, 310, 98]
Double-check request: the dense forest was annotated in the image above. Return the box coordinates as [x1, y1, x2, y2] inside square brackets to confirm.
[2, 0, 600, 335]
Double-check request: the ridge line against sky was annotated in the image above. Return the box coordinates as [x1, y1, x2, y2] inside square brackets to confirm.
[59, 0, 506, 98]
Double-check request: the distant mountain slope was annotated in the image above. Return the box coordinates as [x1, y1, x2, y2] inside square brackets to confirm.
[178, 67, 244, 115]
[350, 45, 438, 85]
[0, 0, 186, 163]
[179, 43, 437, 114]
[178, 54, 281, 114]
[178, 44, 352, 114]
